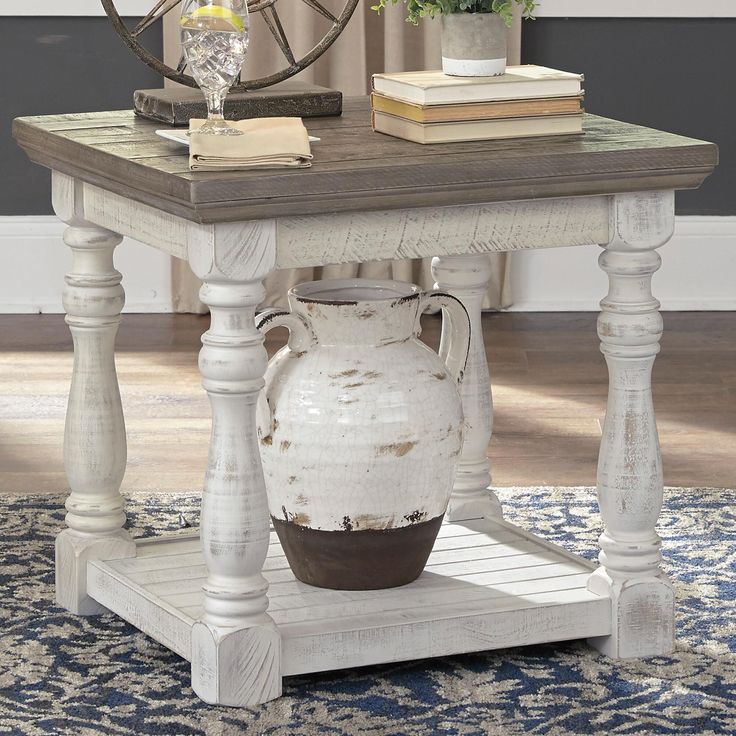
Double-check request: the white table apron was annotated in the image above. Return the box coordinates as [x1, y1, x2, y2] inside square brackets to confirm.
[52, 170, 676, 707]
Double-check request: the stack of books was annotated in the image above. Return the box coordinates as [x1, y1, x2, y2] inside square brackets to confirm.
[371, 65, 584, 144]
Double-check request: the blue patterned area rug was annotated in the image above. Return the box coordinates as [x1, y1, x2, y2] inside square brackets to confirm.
[1, 487, 734, 736]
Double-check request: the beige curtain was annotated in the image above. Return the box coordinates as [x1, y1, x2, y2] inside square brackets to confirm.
[164, 2, 520, 313]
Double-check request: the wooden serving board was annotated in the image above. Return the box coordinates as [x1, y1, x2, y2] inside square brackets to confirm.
[134, 80, 342, 125]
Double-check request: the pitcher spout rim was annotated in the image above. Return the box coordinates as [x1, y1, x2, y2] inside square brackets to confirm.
[290, 278, 422, 306]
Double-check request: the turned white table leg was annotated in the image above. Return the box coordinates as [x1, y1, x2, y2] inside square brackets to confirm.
[56, 223, 135, 615]
[190, 277, 281, 706]
[432, 254, 503, 522]
[588, 191, 676, 659]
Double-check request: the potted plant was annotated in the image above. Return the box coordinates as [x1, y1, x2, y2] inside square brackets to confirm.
[372, 0, 537, 77]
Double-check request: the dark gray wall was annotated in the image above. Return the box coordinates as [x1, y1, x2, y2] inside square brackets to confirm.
[523, 18, 733, 215]
[1, 17, 162, 215]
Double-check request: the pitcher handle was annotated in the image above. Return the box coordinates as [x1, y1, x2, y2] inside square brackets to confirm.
[255, 309, 315, 440]
[419, 291, 471, 386]
[256, 308, 314, 354]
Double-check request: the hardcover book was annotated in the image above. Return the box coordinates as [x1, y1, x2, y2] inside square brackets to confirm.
[371, 66, 584, 106]
[371, 111, 584, 144]
[370, 93, 584, 124]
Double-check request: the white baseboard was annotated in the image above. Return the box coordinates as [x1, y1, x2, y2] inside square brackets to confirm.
[508, 216, 736, 311]
[0, 217, 173, 314]
[0, 215, 734, 314]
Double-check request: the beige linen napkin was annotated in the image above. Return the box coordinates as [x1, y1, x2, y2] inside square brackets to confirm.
[188, 117, 313, 171]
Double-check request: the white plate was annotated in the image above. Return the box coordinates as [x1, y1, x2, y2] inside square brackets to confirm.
[156, 129, 320, 146]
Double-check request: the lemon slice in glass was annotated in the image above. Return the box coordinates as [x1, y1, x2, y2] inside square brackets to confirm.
[180, 5, 245, 32]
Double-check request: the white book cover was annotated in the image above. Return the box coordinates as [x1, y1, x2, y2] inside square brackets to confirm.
[372, 65, 584, 106]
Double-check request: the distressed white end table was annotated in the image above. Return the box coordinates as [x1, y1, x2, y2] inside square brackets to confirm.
[14, 101, 717, 707]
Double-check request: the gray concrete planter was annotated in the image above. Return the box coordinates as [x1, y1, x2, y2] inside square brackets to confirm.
[440, 12, 507, 77]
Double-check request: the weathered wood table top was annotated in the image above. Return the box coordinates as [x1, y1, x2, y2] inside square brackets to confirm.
[13, 98, 717, 223]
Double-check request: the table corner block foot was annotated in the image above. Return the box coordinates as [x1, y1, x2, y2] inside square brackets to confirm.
[587, 567, 675, 659]
[431, 253, 502, 521]
[55, 528, 135, 615]
[191, 617, 282, 707]
[445, 480, 503, 522]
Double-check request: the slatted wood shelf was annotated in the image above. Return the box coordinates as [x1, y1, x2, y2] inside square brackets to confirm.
[87, 517, 612, 677]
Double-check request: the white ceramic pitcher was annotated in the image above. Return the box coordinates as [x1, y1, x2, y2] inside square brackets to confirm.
[256, 278, 470, 590]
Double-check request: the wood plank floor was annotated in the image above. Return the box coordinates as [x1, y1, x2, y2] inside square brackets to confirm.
[0, 312, 733, 493]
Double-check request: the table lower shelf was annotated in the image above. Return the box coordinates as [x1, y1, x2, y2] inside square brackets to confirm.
[87, 517, 612, 676]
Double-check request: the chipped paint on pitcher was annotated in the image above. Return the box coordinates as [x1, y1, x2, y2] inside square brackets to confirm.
[256, 278, 470, 590]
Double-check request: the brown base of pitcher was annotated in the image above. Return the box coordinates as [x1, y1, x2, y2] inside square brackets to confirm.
[271, 514, 444, 590]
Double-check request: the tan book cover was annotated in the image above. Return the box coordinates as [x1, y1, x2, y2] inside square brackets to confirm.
[371, 111, 584, 144]
[371, 93, 584, 123]
[371, 65, 583, 106]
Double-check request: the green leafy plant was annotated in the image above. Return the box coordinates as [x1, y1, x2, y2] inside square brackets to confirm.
[372, 0, 537, 27]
